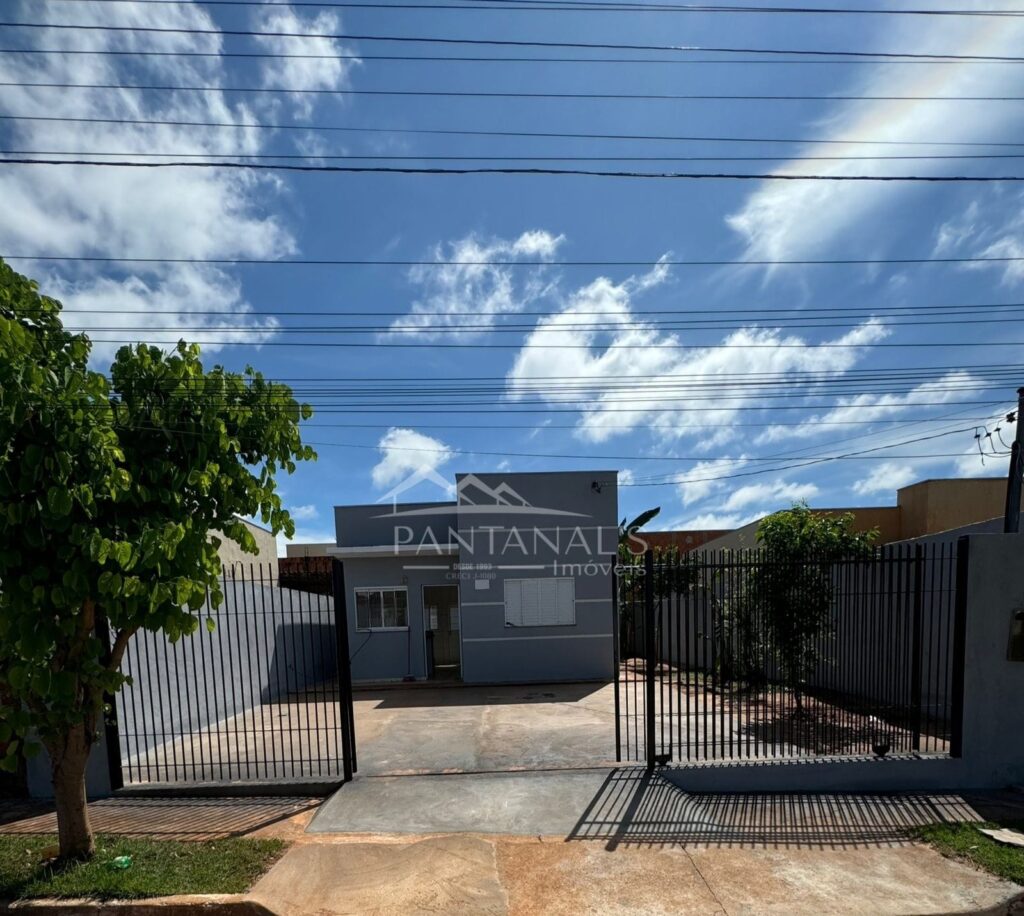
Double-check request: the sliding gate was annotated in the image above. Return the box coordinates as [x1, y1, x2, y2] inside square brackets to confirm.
[106, 560, 357, 789]
[615, 540, 968, 767]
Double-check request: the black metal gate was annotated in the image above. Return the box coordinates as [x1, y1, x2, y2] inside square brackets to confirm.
[615, 539, 968, 767]
[107, 559, 356, 789]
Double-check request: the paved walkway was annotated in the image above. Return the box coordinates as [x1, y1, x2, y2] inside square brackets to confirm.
[251, 828, 1022, 916]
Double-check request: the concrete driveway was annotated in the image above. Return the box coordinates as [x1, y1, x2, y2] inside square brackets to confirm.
[352, 681, 618, 776]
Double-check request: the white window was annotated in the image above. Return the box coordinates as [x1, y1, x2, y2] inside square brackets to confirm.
[504, 577, 575, 628]
[355, 587, 409, 630]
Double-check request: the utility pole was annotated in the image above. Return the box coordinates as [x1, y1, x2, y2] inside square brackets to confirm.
[1005, 387, 1024, 534]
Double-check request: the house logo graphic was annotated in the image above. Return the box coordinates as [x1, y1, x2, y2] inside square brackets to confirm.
[374, 471, 588, 519]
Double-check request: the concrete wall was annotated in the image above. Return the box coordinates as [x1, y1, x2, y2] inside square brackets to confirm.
[215, 518, 278, 576]
[897, 478, 1009, 540]
[703, 507, 901, 551]
[665, 533, 1024, 792]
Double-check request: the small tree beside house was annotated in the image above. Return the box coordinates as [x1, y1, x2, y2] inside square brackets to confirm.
[751, 503, 877, 713]
[0, 260, 315, 860]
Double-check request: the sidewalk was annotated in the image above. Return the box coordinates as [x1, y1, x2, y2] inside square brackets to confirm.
[4, 778, 1023, 914]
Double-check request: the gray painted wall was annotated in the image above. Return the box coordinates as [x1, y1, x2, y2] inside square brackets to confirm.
[342, 555, 455, 682]
[338, 470, 620, 684]
[456, 471, 618, 684]
[335, 501, 457, 549]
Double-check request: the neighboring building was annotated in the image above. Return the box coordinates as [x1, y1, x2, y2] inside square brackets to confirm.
[331, 470, 618, 685]
[284, 542, 333, 558]
[702, 477, 1012, 550]
[214, 517, 277, 580]
[628, 530, 733, 555]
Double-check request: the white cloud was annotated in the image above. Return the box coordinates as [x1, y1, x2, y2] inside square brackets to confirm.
[289, 504, 319, 521]
[725, 8, 1024, 265]
[0, 0, 338, 363]
[617, 469, 635, 486]
[756, 371, 982, 445]
[720, 481, 818, 512]
[388, 230, 564, 339]
[674, 458, 749, 507]
[371, 427, 454, 488]
[252, 5, 358, 122]
[851, 462, 919, 496]
[506, 261, 887, 445]
[933, 190, 1024, 287]
[678, 510, 763, 531]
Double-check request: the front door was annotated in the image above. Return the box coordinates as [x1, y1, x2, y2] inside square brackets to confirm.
[424, 585, 461, 680]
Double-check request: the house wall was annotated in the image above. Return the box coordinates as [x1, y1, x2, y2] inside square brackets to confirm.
[335, 501, 457, 550]
[454, 471, 618, 684]
[342, 555, 455, 682]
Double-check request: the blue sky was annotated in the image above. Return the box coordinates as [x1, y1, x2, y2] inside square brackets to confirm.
[2, 0, 1024, 549]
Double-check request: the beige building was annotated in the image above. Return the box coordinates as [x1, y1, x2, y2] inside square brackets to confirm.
[214, 517, 278, 577]
[703, 477, 1012, 550]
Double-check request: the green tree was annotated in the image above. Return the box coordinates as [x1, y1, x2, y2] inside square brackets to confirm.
[752, 503, 876, 712]
[0, 260, 315, 860]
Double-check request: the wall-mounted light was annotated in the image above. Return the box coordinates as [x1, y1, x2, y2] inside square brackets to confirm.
[591, 481, 603, 494]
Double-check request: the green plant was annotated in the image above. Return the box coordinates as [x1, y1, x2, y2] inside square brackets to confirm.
[0, 259, 315, 860]
[751, 503, 876, 711]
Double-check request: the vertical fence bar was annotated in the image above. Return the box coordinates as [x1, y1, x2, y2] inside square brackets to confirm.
[644, 549, 656, 768]
[331, 559, 356, 781]
[612, 564, 622, 763]
[910, 544, 924, 753]
[950, 537, 970, 758]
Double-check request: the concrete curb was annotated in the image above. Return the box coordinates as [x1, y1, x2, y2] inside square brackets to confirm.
[0, 895, 274, 915]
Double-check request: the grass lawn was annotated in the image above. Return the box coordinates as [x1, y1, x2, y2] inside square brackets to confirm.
[0, 834, 286, 901]
[914, 821, 1024, 885]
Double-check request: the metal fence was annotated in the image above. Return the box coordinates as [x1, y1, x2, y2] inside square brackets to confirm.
[108, 562, 356, 788]
[616, 540, 967, 766]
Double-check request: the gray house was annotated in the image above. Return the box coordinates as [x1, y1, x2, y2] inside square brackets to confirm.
[331, 470, 619, 684]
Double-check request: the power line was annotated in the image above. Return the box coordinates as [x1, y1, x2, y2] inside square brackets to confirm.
[35, 0, 1024, 17]
[4, 22, 1022, 61]
[5, 158, 1023, 180]
[291, 416, 1002, 430]
[8, 254, 1021, 267]
[620, 424, 988, 486]
[54, 316, 1024, 331]
[33, 303, 1024, 317]
[7, 81, 1024, 102]
[11, 150, 1024, 163]
[4, 114, 1018, 149]
[47, 337, 1024, 349]
[5, 47, 1024, 66]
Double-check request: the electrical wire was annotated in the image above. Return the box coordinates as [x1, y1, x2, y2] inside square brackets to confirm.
[3, 114, 1019, 148]
[7, 81, 1024, 102]
[4, 22, 1022, 62]
[7, 47, 1024, 66]
[34, 0, 1024, 17]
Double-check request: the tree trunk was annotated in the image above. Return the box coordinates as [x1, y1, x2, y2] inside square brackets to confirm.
[50, 725, 95, 861]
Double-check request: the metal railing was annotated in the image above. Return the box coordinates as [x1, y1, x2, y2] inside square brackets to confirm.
[108, 561, 356, 788]
[615, 540, 967, 766]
